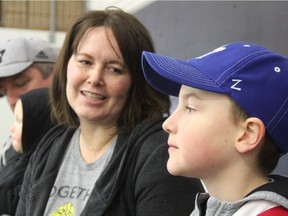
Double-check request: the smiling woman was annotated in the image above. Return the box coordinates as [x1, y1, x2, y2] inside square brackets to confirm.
[66, 27, 132, 131]
[15, 7, 204, 216]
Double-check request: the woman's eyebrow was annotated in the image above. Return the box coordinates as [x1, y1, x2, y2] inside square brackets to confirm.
[74, 53, 91, 58]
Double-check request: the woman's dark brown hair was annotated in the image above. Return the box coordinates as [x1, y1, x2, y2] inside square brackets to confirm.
[51, 7, 170, 133]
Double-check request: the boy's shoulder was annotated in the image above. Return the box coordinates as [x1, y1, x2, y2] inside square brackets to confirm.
[234, 200, 288, 216]
[258, 206, 288, 216]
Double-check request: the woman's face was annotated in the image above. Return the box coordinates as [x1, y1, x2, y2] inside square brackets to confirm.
[66, 27, 132, 127]
[10, 99, 23, 153]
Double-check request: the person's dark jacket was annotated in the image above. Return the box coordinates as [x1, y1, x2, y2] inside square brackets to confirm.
[0, 88, 57, 215]
[16, 117, 204, 216]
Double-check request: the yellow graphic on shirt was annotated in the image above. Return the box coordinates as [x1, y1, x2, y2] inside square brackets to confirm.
[51, 202, 74, 216]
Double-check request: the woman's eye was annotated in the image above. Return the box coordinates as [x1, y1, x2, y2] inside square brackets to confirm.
[79, 60, 91, 65]
[106, 66, 123, 74]
[113, 68, 122, 73]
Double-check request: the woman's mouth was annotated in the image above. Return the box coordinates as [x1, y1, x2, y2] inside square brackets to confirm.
[82, 91, 106, 101]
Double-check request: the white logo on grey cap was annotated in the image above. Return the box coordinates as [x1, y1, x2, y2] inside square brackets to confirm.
[0, 49, 5, 63]
[36, 51, 49, 59]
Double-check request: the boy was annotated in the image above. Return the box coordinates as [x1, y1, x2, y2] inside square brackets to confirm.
[141, 42, 288, 215]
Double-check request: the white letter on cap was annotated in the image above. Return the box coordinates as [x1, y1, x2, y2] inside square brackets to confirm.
[231, 79, 242, 91]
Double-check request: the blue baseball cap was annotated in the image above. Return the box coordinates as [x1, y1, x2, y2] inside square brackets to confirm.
[142, 42, 288, 154]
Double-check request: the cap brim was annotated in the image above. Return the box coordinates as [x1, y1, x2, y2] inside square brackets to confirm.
[142, 51, 187, 96]
[142, 51, 222, 97]
[0, 62, 32, 78]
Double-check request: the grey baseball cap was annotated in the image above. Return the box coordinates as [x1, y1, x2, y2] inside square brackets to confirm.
[0, 37, 57, 78]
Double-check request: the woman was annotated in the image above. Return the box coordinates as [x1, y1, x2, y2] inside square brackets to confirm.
[16, 8, 204, 216]
[0, 88, 56, 214]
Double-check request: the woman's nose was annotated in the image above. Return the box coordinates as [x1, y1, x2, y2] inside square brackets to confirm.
[87, 67, 104, 86]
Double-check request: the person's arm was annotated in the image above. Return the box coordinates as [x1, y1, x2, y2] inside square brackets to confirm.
[15, 125, 74, 216]
[0, 136, 14, 170]
[0, 184, 22, 215]
[134, 138, 204, 216]
[0, 154, 25, 215]
[15, 160, 31, 215]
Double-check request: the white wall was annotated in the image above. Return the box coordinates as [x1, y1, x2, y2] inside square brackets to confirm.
[0, 98, 13, 146]
[0, 28, 66, 48]
[86, 0, 155, 13]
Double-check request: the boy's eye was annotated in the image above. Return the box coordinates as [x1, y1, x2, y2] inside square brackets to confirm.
[185, 106, 196, 113]
[16, 116, 22, 124]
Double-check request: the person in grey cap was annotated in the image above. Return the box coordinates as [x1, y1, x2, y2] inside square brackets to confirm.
[142, 42, 288, 215]
[0, 37, 57, 169]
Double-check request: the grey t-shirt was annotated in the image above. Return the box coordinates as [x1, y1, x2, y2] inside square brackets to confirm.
[44, 129, 116, 216]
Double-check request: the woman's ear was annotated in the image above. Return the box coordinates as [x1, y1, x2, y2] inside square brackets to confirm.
[235, 117, 265, 153]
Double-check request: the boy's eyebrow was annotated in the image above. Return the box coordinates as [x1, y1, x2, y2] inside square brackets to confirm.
[183, 92, 203, 100]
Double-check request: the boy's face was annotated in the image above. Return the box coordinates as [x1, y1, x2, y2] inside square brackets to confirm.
[10, 99, 23, 154]
[162, 85, 241, 179]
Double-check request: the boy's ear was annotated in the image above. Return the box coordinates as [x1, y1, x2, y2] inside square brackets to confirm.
[235, 117, 265, 153]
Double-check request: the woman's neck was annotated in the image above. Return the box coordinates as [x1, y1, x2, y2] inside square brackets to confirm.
[79, 123, 117, 164]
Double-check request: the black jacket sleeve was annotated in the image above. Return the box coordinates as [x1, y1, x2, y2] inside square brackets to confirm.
[0, 184, 22, 215]
[133, 134, 204, 216]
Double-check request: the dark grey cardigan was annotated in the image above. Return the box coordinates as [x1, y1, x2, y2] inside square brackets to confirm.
[16, 118, 204, 216]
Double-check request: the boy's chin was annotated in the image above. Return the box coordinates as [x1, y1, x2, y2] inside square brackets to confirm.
[166, 159, 181, 176]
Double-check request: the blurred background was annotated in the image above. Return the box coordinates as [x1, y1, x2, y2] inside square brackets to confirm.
[1, 0, 288, 173]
